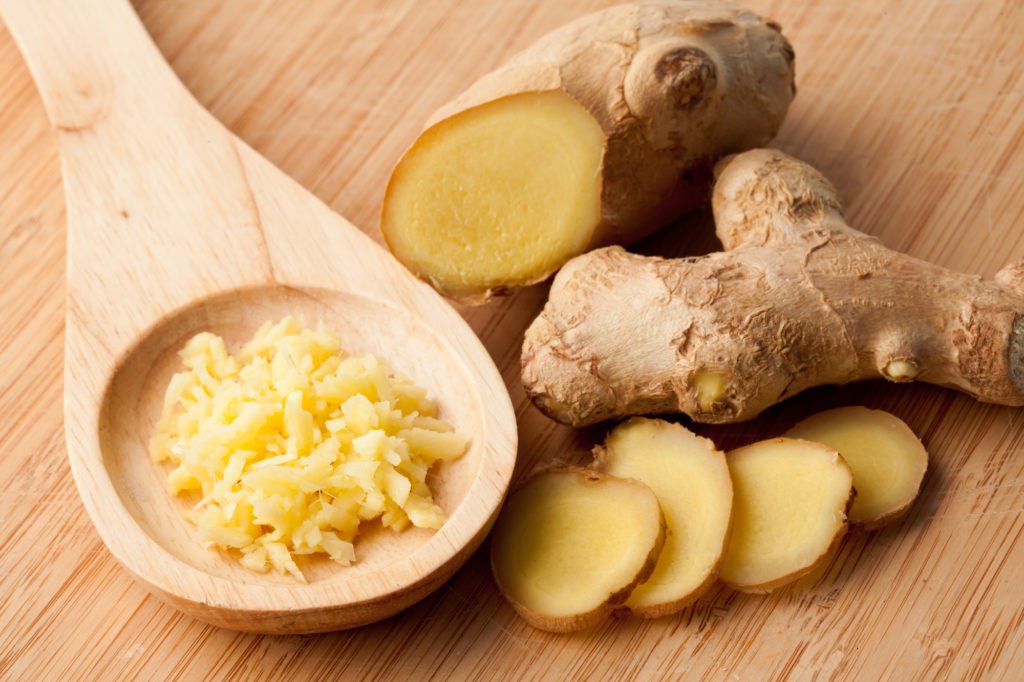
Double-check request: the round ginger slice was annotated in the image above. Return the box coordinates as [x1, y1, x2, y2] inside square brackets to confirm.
[382, 91, 604, 303]
[785, 406, 928, 528]
[597, 418, 732, 618]
[720, 438, 853, 593]
[490, 467, 665, 632]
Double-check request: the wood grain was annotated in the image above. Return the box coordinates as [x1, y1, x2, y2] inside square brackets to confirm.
[2, 0, 1023, 677]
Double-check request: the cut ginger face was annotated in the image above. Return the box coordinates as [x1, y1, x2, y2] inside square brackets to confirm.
[786, 406, 928, 527]
[489, 468, 663, 632]
[598, 418, 732, 617]
[382, 90, 604, 301]
[720, 438, 853, 592]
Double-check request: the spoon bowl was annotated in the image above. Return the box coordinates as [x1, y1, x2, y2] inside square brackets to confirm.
[99, 285, 500, 631]
[1, 0, 516, 633]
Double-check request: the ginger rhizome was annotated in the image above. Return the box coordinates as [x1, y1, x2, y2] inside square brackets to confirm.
[382, 1, 795, 303]
[523, 149, 1024, 426]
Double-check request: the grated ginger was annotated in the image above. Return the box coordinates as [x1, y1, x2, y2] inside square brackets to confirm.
[149, 317, 467, 581]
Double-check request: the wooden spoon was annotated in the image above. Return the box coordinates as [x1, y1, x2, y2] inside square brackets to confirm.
[1, 0, 517, 633]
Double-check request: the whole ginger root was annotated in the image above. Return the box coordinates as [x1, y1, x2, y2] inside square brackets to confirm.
[522, 149, 1024, 426]
[382, 1, 795, 303]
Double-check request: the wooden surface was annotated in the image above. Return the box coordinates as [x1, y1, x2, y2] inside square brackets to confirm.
[0, 0, 516, 634]
[2, 0, 1023, 677]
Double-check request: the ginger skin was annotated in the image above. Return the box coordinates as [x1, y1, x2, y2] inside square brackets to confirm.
[383, 1, 795, 303]
[522, 149, 1024, 426]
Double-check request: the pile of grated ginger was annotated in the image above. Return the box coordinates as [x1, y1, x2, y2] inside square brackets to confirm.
[150, 317, 467, 581]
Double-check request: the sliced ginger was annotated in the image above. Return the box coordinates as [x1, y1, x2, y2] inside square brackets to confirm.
[383, 91, 604, 302]
[490, 467, 664, 632]
[720, 438, 853, 593]
[492, 412, 929, 629]
[786, 406, 928, 527]
[597, 418, 732, 617]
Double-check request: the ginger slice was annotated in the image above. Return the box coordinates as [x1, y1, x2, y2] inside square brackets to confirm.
[382, 91, 604, 303]
[490, 467, 665, 632]
[786, 406, 928, 528]
[720, 438, 853, 593]
[596, 418, 732, 617]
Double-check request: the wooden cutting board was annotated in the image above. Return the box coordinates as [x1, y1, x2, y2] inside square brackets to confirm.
[1, 0, 1022, 678]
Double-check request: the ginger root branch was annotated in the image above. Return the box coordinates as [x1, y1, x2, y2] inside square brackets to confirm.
[522, 149, 1024, 425]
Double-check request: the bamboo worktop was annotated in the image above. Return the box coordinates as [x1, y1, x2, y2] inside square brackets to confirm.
[1, 0, 1023, 678]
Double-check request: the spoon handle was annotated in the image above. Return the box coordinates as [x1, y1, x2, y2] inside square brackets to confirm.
[2, 0, 279, 349]
[0, 0, 191, 131]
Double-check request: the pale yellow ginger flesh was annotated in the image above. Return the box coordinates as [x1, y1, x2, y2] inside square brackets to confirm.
[597, 418, 732, 617]
[786, 407, 928, 527]
[382, 91, 604, 301]
[720, 438, 852, 593]
[149, 317, 467, 582]
[490, 468, 664, 632]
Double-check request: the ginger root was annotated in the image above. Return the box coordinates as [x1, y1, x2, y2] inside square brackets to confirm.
[720, 438, 853, 593]
[595, 418, 732, 617]
[382, 1, 795, 303]
[489, 468, 665, 632]
[786, 407, 928, 528]
[522, 148, 1024, 425]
